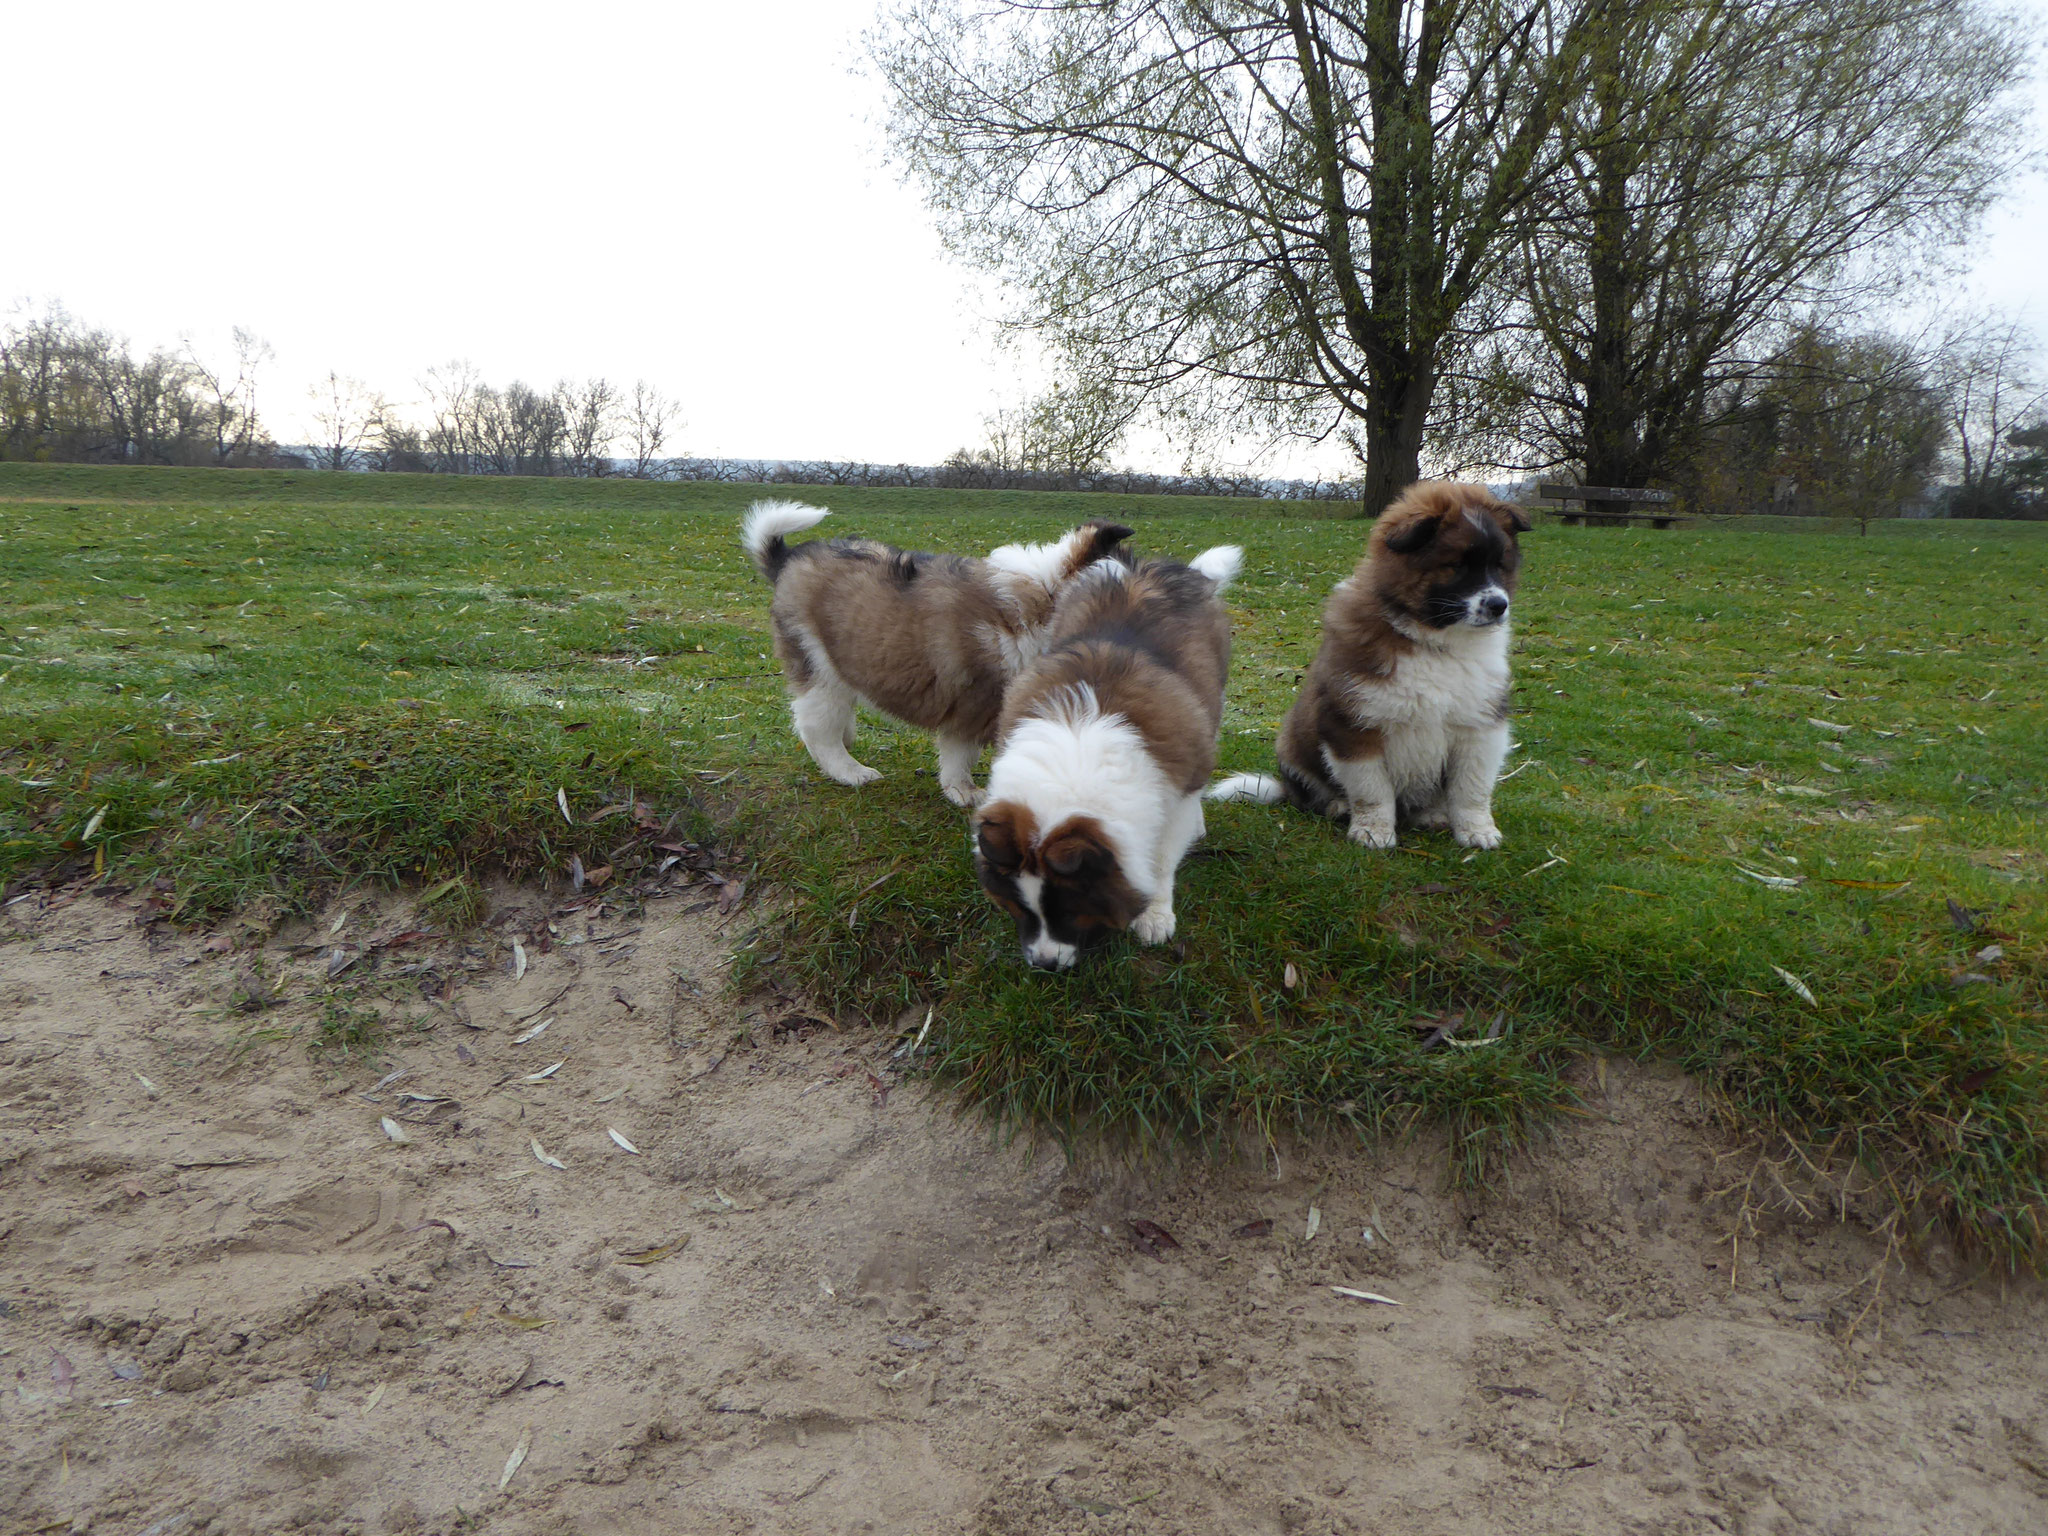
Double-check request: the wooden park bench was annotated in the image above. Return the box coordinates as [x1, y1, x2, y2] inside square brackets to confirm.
[1538, 483, 1686, 528]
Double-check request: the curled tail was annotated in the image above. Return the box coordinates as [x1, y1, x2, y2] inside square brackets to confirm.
[1189, 544, 1243, 592]
[1206, 772, 1285, 804]
[741, 500, 831, 582]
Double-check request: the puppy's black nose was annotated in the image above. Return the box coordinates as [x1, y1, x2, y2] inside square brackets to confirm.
[1480, 592, 1509, 621]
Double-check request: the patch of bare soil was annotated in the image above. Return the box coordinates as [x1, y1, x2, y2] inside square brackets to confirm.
[3, 883, 2044, 1536]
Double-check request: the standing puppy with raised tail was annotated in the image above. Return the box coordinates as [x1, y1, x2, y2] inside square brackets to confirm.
[973, 544, 1241, 970]
[742, 501, 1133, 806]
[1211, 481, 1529, 850]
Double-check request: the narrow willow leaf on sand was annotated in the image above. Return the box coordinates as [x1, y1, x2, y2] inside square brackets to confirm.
[523, 1059, 565, 1083]
[511, 1017, 552, 1045]
[1771, 965, 1817, 1006]
[557, 787, 573, 824]
[511, 940, 528, 981]
[363, 1383, 386, 1414]
[500, 1426, 533, 1489]
[134, 1072, 159, 1098]
[381, 1117, 412, 1145]
[618, 1235, 690, 1265]
[1231, 1218, 1273, 1239]
[608, 1127, 641, 1154]
[530, 1137, 566, 1170]
[1305, 1206, 1321, 1241]
[1331, 1286, 1402, 1305]
[498, 1309, 556, 1330]
[81, 804, 107, 841]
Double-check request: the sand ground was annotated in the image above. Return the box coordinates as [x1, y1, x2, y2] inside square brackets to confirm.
[3, 877, 2044, 1536]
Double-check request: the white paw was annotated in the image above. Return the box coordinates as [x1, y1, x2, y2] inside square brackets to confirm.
[828, 763, 883, 788]
[1452, 818, 1502, 850]
[941, 781, 985, 809]
[1348, 816, 1397, 849]
[1130, 904, 1177, 945]
[1407, 801, 1451, 830]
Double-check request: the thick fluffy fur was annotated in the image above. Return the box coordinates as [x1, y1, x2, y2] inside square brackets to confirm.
[974, 547, 1240, 969]
[1210, 481, 1528, 850]
[742, 501, 1134, 806]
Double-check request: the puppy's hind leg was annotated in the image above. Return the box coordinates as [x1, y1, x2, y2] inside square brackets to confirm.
[1132, 793, 1204, 945]
[934, 733, 984, 808]
[791, 678, 883, 788]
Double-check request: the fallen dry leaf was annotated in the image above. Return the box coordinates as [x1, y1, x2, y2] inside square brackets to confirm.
[530, 1137, 566, 1170]
[1955, 1065, 2001, 1094]
[511, 939, 528, 981]
[1823, 878, 1910, 891]
[1127, 1219, 1180, 1262]
[523, 1059, 565, 1083]
[716, 878, 747, 915]
[455, 1044, 476, 1066]
[617, 1236, 690, 1266]
[501, 1426, 533, 1489]
[1770, 964, 1817, 1006]
[50, 1350, 76, 1399]
[511, 1017, 552, 1046]
[1231, 1218, 1274, 1239]
[1283, 960, 1300, 990]
[608, 1127, 641, 1155]
[381, 1117, 412, 1145]
[556, 787, 573, 825]
[1330, 1286, 1403, 1306]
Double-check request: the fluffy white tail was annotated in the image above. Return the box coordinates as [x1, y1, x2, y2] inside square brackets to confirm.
[741, 500, 831, 580]
[1190, 544, 1244, 592]
[1207, 772, 1284, 804]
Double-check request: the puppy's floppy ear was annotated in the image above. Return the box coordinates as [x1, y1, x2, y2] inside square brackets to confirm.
[1383, 513, 1442, 555]
[974, 805, 1026, 873]
[1041, 821, 1113, 878]
[1494, 502, 1533, 534]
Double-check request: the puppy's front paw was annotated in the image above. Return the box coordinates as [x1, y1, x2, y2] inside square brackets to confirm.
[1348, 814, 1397, 849]
[1131, 904, 1177, 945]
[829, 764, 884, 788]
[941, 781, 985, 809]
[1407, 800, 1451, 830]
[1452, 817, 1502, 850]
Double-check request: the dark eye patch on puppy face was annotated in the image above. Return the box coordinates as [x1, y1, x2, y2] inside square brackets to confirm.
[973, 804, 1147, 969]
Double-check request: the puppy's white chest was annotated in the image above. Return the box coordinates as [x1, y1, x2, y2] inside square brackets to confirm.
[1349, 631, 1509, 730]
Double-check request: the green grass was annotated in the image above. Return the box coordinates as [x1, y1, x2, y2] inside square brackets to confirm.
[5, 462, 2044, 1265]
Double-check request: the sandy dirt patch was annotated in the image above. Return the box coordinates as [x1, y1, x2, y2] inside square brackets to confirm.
[2, 881, 2044, 1535]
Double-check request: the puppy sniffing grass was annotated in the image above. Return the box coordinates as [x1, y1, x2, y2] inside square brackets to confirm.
[742, 501, 1133, 805]
[1211, 481, 1528, 850]
[974, 544, 1240, 969]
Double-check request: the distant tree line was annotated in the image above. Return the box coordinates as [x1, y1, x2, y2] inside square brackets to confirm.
[0, 307, 279, 468]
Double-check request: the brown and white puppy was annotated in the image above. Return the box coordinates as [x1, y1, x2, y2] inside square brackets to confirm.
[1210, 481, 1529, 850]
[973, 545, 1240, 970]
[743, 501, 1134, 806]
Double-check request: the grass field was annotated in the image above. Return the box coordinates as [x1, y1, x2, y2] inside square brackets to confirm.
[4, 463, 2044, 1265]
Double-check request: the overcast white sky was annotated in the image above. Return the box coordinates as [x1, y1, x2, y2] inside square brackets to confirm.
[6, 0, 2045, 475]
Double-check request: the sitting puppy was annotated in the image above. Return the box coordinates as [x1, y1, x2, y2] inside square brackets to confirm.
[974, 545, 1241, 969]
[743, 502, 1133, 806]
[1210, 481, 1529, 850]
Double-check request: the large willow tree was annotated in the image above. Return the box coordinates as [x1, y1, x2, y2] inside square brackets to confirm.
[874, 0, 1606, 510]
